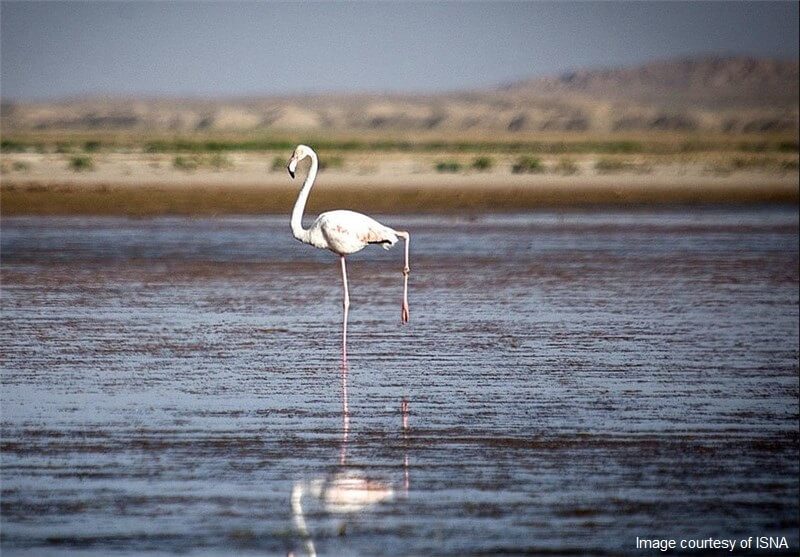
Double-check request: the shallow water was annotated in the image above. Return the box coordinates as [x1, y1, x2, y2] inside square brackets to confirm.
[1, 208, 798, 556]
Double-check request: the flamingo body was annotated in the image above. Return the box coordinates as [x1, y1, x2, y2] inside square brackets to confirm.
[306, 210, 399, 255]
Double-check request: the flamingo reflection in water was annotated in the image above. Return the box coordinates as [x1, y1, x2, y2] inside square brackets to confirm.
[289, 366, 410, 557]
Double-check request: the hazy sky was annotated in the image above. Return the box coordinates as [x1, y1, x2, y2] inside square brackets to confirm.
[1, 1, 798, 100]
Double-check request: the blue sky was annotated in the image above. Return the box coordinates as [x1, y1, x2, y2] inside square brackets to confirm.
[1, 1, 797, 100]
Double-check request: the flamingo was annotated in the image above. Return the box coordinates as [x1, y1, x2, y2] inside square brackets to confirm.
[287, 145, 410, 362]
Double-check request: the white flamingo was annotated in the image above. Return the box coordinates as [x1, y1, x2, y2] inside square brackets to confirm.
[287, 145, 410, 361]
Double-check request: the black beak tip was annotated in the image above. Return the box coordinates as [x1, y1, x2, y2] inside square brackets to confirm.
[288, 168, 295, 179]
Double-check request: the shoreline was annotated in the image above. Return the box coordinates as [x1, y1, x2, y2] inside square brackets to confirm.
[2, 177, 797, 216]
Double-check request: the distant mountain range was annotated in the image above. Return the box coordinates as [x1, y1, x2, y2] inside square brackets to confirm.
[2, 56, 797, 134]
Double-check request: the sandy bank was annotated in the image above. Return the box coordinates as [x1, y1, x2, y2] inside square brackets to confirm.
[1, 152, 797, 215]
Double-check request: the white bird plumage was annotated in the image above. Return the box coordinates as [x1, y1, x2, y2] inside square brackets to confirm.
[303, 209, 400, 254]
[287, 145, 410, 362]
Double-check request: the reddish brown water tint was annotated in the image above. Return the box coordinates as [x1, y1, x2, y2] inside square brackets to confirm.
[1, 209, 798, 556]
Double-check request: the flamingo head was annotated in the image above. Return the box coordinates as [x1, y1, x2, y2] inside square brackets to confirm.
[287, 144, 313, 179]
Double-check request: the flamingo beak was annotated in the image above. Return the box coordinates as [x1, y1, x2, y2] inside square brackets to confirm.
[287, 157, 297, 179]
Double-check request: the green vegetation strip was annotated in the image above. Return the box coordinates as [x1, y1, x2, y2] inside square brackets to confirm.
[2, 137, 798, 155]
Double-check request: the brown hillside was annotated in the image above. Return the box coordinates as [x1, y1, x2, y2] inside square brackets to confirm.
[1, 56, 797, 134]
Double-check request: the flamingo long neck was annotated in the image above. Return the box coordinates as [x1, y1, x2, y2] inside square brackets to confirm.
[291, 152, 318, 243]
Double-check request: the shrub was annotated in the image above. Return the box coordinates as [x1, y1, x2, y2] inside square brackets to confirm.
[208, 153, 233, 170]
[173, 155, 200, 171]
[0, 139, 26, 152]
[68, 155, 94, 172]
[731, 157, 759, 170]
[319, 155, 344, 171]
[83, 140, 102, 152]
[704, 161, 732, 175]
[435, 160, 461, 173]
[594, 158, 627, 173]
[511, 156, 544, 174]
[471, 156, 494, 171]
[172, 153, 234, 171]
[722, 156, 799, 173]
[271, 156, 286, 172]
[594, 157, 652, 174]
[553, 158, 579, 175]
[12, 161, 31, 172]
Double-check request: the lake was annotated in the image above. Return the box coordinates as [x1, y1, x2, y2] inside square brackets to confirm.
[1, 208, 798, 556]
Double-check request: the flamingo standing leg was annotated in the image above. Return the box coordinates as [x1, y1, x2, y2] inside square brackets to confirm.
[340, 255, 350, 362]
[340, 362, 350, 466]
[397, 231, 411, 323]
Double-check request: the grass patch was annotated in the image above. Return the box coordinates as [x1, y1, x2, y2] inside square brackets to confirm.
[738, 141, 800, 153]
[0, 139, 27, 152]
[553, 157, 580, 175]
[3, 132, 799, 155]
[471, 156, 494, 171]
[68, 155, 94, 172]
[270, 154, 344, 172]
[207, 153, 234, 170]
[593, 158, 627, 173]
[593, 157, 652, 174]
[147, 138, 297, 153]
[173, 153, 234, 171]
[435, 160, 461, 173]
[729, 156, 789, 170]
[708, 155, 800, 174]
[511, 156, 545, 174]
[173, 155, 201, 171]
[140, 138, 654, 155]
[319, 155, 344, 171]
[11, 161, 31, 172]
[271, 156, 286, 172]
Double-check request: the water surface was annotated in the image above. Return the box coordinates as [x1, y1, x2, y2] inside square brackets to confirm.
[2, 208, 798, 556]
